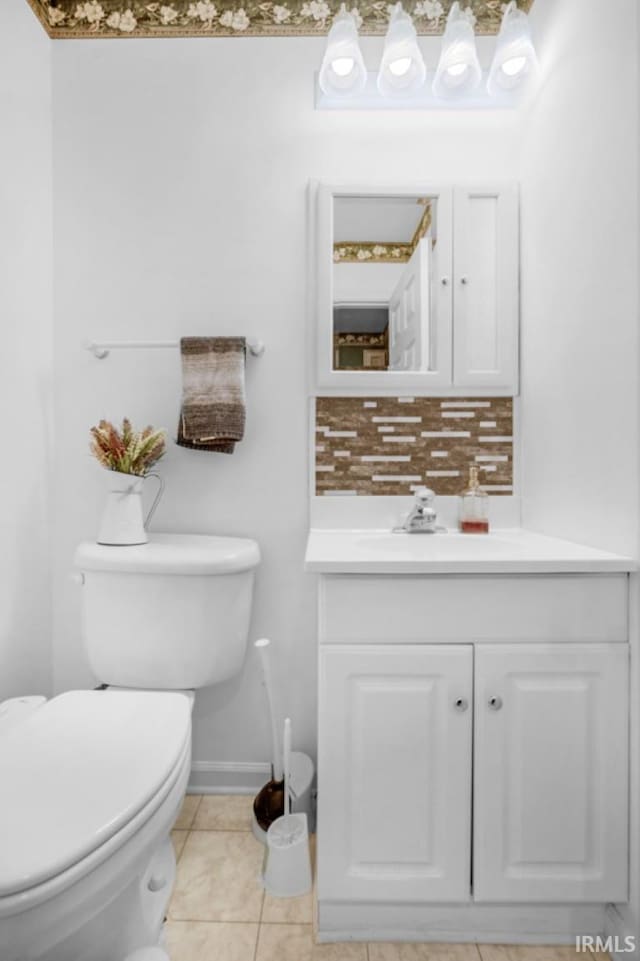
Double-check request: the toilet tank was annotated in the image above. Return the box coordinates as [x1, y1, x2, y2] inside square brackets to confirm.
[74, 533, 260, 689]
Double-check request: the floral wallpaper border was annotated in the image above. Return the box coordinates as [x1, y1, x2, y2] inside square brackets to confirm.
[334, 241, 414, 264]
[27, 0, 533, 39]
[334, 201, 432, 264]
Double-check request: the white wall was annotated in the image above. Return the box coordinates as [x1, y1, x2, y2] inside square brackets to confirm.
[520, 0, 639, 557]
[13, 8, 640, 925]
[0, 0, 53, 699]
[519, 0, 639, 945]
[50, 36, 520, 776]
[334, 261, 405, 303]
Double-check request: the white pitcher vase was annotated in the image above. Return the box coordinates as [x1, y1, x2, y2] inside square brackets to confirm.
[97, 470, 164, 546]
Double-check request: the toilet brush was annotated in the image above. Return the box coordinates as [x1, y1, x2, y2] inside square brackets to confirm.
[252, 638, 316, 843]
[253, 639, 285, 836]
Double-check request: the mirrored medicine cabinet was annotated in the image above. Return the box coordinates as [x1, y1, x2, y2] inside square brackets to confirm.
[310, 181, 520, 396]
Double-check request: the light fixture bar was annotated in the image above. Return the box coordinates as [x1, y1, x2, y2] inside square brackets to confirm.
[314, 0, 538, 111]
[316, 71, 529, 111]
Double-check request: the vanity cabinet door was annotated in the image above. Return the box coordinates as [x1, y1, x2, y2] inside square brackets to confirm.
[453, 185, 519, 392]
[473, 643, 628, 903]
[318, 644, 472, 903]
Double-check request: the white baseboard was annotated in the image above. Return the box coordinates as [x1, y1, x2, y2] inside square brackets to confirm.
[317, 901, 606, 944]
[605, 904, 639, 960]
[187, 761, 271, 795]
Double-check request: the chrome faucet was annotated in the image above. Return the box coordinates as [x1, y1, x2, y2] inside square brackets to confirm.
[397, 487, 439, 534]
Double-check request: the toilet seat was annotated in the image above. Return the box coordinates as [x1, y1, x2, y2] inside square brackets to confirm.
[0, 689, 191, 904]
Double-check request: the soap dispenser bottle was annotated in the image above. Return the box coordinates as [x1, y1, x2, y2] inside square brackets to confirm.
[459, 465, 489, 534]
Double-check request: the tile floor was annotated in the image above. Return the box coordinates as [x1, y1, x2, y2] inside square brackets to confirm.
[168, 795, 610, 961]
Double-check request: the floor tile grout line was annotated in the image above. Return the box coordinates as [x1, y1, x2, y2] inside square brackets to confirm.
[176, 827, 189, 864]
[185, 794, 203, 830]
[168, 919, 263, 925]
[190, 825, 251, 830]
[169, 918, 260, 928]
[257, 867, 266, 961]
[190, 826, 256, 832]
[260, 919, 314, 926]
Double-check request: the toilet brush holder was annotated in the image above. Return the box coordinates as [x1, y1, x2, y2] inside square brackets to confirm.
[253, 639, 316, 843]
[262, 811, 312, 898]
[252, 751, 316, 844]
[262, 718, 312, 897]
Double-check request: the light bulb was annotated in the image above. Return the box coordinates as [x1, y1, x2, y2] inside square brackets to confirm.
[377, 3, 426, 97]
[432, 2, 481, 99]
[318, 5, 366, 97]
[332, 56, 355, 77]
[487, 1, 538, 96]
[501, 55, 527, 77]
[389, 57, 412, 77]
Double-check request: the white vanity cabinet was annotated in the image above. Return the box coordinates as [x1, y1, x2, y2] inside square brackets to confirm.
[318, 644, 473, 904]
[315, 572, 630, 937]
[474, 643, 629, 904]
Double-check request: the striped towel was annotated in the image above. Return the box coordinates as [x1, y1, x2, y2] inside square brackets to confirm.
[177, 337, 246, 454]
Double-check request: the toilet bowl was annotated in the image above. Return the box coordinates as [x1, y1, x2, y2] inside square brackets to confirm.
[0, 689, 191, 961]
[0, 533, 260, 961]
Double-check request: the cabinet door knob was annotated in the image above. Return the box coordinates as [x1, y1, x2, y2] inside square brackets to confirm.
[441, 277, 449, 286]
[460, 276, 469, 285]
[454, 697, 469, 712]
[488, 695, 503, 711]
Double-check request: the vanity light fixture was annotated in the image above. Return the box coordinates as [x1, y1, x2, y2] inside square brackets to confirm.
[315, 2, 538, 110]
[432, 1, 482, 99]
[487, 1, 538, 96]
[377, 3, 427, 98]
[318, 4, 367, 98]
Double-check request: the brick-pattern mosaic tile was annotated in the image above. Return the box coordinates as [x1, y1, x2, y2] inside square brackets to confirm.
[315, 397, 513, 496]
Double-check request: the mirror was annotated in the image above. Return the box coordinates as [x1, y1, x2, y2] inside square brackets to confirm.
[332, 194, 438, 373]
[313, 182, 453, 392]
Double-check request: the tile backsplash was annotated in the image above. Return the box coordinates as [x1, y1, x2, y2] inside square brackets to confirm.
[315, 397, 513, 496]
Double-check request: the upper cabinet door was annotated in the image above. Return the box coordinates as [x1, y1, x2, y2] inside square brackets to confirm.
[453, 185, 519, 391]
[317, 644, 472, 903]
[474, 643, 628, 904]
[313, 182, 453, 394]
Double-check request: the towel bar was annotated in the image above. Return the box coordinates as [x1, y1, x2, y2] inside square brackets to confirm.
[83, 338, 265, 360]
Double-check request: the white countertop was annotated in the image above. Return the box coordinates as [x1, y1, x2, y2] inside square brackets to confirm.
[304, 528, 636, 574]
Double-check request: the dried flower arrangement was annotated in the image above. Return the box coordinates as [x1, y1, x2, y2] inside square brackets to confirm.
[90, 419, 166, 476]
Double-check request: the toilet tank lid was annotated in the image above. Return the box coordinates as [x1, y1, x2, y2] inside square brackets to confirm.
[75, 532, 261, 575]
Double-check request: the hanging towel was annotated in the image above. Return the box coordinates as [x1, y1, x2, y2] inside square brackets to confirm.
[177, 336, 246, 454]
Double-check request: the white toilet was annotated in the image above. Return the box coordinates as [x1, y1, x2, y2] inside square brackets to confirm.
[0, 532, 260, 961]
